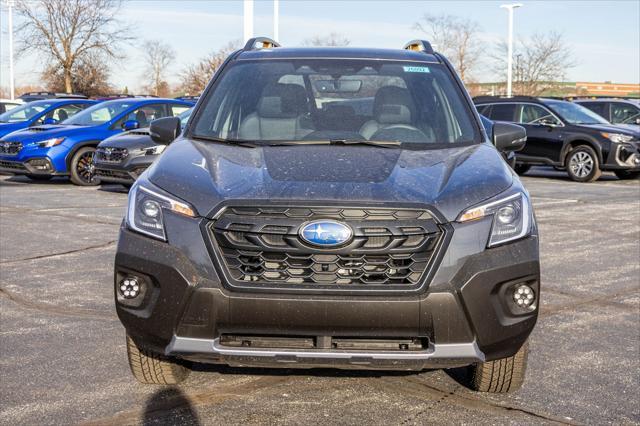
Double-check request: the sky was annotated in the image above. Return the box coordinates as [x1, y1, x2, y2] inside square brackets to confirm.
[0, 0, 639, 93]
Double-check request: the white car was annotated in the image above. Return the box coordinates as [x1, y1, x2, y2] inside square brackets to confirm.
[0, 99, 23, 114]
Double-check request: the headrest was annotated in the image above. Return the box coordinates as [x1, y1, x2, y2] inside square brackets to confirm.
[258, 83, 309, 119]
[373, 86, 414, 124]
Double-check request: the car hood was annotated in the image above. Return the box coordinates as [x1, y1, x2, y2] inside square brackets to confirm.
[98, 128, 154, 150]
[0, 121, 29, 137]
[0, 124, 96, 144]
[581, 123, 640, 137]
[148, 139, 514, 222]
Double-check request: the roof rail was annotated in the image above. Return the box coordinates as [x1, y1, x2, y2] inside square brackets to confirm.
[243, 37, 280, 51]
[403, 40, 434, 55]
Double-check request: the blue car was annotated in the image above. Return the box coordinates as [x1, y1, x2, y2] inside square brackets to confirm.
[0, 99, 96, 139]
[0, 98, 192, 185]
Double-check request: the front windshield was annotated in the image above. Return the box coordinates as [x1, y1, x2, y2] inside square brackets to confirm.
[192, 59, 479, 145]
[0, 102, 52, 123]
[63, 101, 133, 126]
[545, 100, 609, 125]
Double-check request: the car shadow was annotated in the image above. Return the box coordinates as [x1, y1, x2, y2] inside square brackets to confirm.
[522, 166, 620, 182]
[0, 175, 70, 185]
[189, 362, 421, 379]
[142, 386, 201, 426]
[98, 183, 130, 194]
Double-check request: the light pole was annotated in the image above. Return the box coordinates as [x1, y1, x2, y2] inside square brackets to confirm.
[243, 0, 254, 43]
[500, 3, 522, 97]
[5, 0, 15, 100]
[273, 0, 279, 41]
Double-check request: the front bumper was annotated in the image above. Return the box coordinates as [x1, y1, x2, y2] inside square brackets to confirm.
[94, 154, 156, 185]
[0, 157, 65, 176]
[602, 142, 640, 171]
[115, 209, 540, 370]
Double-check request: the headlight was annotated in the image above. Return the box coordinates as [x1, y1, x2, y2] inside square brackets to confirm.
[126, 185, 196, 241]
[458, 192, 532, 247]
[601, 132, 634, 143]
[37, 137, 65, 148]
[144, 145, 166, 155]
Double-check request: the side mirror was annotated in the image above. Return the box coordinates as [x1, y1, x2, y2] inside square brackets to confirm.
[43, 117, 57, 125]
[150, 116, 181, 145]
[539, 118, 559, 127]
[122, 120, 140, 131]
[493, 122, 527, 152]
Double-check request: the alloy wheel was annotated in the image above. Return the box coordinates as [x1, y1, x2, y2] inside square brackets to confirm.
[76, 150, 96, 184]
[569, 151, 594, 178]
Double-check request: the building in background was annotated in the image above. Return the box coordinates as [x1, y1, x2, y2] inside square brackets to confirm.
[468, 81, 640, 99]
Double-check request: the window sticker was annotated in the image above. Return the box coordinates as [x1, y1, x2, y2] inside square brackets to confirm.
[403, 66, 431, 73]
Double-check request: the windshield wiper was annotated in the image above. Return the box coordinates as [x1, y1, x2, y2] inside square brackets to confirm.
[191, 135, 260, 148]
[259, 139, 402, 148]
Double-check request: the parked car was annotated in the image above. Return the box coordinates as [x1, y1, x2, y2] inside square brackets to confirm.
[475, 96, 640, 181]
[116, 38, 538, 393]
[0, 98, 192, 185]
[0, 98, 23, 114]
[95, 108, 193, 187]
[18, 92, 88, 102]
[573, 98, 640, 127]
[0, 99, 96, 139]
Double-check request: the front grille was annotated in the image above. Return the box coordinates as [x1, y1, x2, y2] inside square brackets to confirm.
[207, 206, 446, 292]
[0, 141, 22, 156]
[95, 168, 130, 179]
[95, 147, 128, 163]
[0, 159, 26, 170]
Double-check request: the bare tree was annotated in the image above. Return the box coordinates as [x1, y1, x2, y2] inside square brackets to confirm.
[414, 14, 482, 83]
[303, 33, 350, 47]
[492, 32, 576, 96]
[15, 0, 130, 93]
[179, 41, 240, 95]
[141, 40, 175, 97]
[42, 53, 114, 97]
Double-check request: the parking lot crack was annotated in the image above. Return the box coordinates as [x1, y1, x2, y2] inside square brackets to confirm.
[0, 240, 117, 264]
[0, 287, 115, 321]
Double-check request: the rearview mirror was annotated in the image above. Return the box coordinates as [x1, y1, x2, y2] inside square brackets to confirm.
[150, 116, 181, 145]
[43, 117, 57, 125]
[493, 122, 527, 152]
[314, 80, 362, 93]
[122, 120, 140, 131]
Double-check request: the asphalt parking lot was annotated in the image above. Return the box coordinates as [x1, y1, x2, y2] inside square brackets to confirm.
[0, 168, 638, 425]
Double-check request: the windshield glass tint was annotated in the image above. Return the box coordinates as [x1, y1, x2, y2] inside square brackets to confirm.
[545, 100, 609, 125]
[64, 102, 133, 126]
[192, 59, 479, 145]
[0, 102, 52, 123]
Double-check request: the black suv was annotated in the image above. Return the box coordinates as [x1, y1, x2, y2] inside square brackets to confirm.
[116, 38, 539, 393]
[475, 96, 640, 181]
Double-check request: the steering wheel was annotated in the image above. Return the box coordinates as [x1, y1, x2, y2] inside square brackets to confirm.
[370, 124, 431, 143]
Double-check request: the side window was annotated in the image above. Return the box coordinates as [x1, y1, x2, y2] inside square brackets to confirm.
[611, 103, 640, 124]
[488, 103, 516, 121]
[116, 104, 167, 128]
[37, 104, 84, 124]
[476, 104, 491, 115]
[170, 105, 190, 116]
[580, 102, 607, 118]
[519, 104, 560, 125]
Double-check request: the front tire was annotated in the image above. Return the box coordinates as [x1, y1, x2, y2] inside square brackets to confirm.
[513, 164, 531, 175]
[69, 147, 100, 186]
[126, 335, 189, 385]
[614, 170, 640, 180]
[566, 145, 601, 182]
[467, 342, 529, 393]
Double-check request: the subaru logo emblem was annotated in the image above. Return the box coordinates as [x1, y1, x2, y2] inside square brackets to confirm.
[299, 220, 353, 247]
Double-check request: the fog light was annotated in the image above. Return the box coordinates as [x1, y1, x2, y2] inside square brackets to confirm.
[119, 277, 141, 299]
[513, 284, 536, 309]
